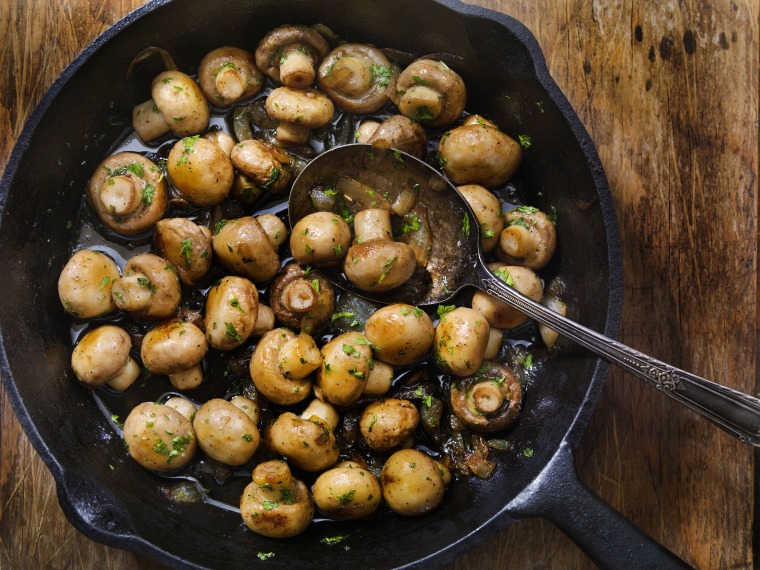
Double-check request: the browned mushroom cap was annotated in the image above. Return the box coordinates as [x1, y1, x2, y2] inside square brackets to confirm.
[211, 217, 280, 283]
[391, 59, 466, 128]
[141, 319, 208, 377]
[230, 139, 291, 194]
[317, 43, 397, 114]
[255, 25, 329, 88]
[167, 136, 234, 206]
[111, 253, 182, 320]
[367, 115, 427, 158]
[269, 263, 335, 334]
[151, 71, 210, 137]
[87, 152, 168, 236]
[437, 122, 522, 187]
[449, 361, 523, 432]
[58, 250, 121, 318]
[153, 218, 212, 285]
[204, 275, 259, 350]
[198, 46, 264, 107]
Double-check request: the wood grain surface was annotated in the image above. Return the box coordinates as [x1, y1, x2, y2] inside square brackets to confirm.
[0, 0, 757, 568]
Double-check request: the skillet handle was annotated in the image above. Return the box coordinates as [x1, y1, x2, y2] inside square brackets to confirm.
[506, 441, 692, 569]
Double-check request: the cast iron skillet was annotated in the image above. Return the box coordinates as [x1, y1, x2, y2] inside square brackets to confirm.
[0, 0, 690, 568]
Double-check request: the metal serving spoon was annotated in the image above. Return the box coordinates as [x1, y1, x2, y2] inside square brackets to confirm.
[288, 143, 760, 446]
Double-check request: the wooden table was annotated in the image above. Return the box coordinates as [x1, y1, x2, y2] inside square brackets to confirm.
[1, 1, 756, 568]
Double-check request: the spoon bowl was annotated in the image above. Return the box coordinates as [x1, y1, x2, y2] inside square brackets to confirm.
[289, 143, 760, 446]
[289, 143, 482, 305]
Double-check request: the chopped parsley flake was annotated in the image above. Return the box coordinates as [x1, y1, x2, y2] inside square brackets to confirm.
[370, 64, 392, 86]
[179, 239, 193, 267]
[338, 489, 356, 504]
[437, 304, 455, 319]
[224, 322, 244, 343]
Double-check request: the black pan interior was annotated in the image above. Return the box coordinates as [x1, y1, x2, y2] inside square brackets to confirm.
[0, 0, 621, 567]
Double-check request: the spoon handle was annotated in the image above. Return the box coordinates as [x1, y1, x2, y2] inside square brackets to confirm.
[481, 271, 760, 446]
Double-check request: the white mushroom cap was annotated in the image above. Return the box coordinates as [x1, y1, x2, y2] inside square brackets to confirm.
[71, 325, 139, 390]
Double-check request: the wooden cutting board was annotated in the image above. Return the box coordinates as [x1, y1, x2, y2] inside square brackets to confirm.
[0, 1, 756, 568]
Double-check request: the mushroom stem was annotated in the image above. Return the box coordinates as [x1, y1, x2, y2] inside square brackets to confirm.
[301, 399, 340, 431]
[398, 86, 444, 121]
[99, 175, 142, 216]
[354, 208, 392, 242]
[499, 224, 535, 258]
[253, 460, 292, 490]
[169, 364, 204, 390]
[132, 99, 171, 142]
[471, 382, 504, 414]
[279, 46, 316, 88]
[355, 120, 380, 143]
[106, 357, 141, 392]
[326, 56, 371, 95]
[276, 122, 311, 146]
[281, 279, 317, 313]
[215, 68, 247, 101]
[112, 272, 153, 312]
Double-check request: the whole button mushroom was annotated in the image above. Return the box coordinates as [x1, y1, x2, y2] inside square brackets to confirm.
[359, 399, 420, 452]
[123, 402, 197, 472]
[449, 362, 523, 432]
[312, 461, 382, 520]
[343, 208, 417, 293]
[204, 275, 259, 351]
[240, 460, 314, 538]
[153, 218, 213, 285]
[58, 249, 121, 318]
[367, 115, 427, 159]
[212, 217, 280, 284]
[198, 46, 264, 107]
[267, 409, 340, 472]
[433, 307, 490, 377]
[111, 253, 181, 320]
[471, 263, 544, 330]
[141, 319, 209, 390]
[249, 328, 313, 406]
[133, 71, 209, 142]
[363, 303, 434, 366]
[255, 24, 329, 88]
[437, 122, 522, 188]
[458, 184, 505, 253]
[315, 331, 373, 407]
[496, 206, 557, 269]
[193, 398, 260, 465]
[71, 325, 140, 392]
[391, 59, 466, 128]
[230, 139, 291, 195]
[269, 263, 335, 334]
[317, 43, 397, 114]
[381, 448, 448, 516]
[265, 87, 335, 146]
[86, 152, 168, 236]
[289, 211, 352, 267]
[167, 135, 234, 206]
